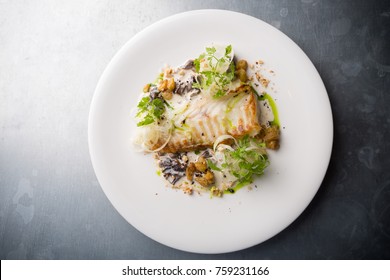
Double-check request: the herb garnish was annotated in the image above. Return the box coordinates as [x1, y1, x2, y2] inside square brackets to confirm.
[136, 96, 167, 127]
[222, 135, 269, 187]
[206, 159, 222, 172]
[193, 45, 235, 98]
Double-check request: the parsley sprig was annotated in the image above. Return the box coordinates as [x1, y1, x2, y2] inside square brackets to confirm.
[222, 135, 269, 186]
[136, 96, 166, 127]
[193, 45, 235, 98]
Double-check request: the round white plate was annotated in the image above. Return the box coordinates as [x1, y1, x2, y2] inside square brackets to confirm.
[88, 10, 333, 254]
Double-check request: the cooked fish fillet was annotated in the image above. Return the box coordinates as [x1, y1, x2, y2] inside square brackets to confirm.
[150, 85, 261, 153]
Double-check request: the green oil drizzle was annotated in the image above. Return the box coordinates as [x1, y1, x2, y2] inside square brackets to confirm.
[224, 181, 251, 194]
[259, 93, 280, 127]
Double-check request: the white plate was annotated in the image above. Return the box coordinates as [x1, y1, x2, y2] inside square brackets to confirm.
[88, 10, 333, 254]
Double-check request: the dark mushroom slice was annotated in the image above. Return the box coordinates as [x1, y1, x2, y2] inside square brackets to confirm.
[181, 60, 194, 69]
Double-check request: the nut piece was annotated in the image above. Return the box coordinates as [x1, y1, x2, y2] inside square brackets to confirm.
[263, 126, 280, 150]
[263, 126, 280, 142]
[183, 187, 193, 195]
[158, 79, 168, 91]
[266, 140, 279, 150]
[143, 83, 151, 93]
[194, 156, 207, 172]
[204, 170, 214, 183]
[186, 162, 196, 180]
[194, 176, 208, 187]
[164, 68, 173, 78]
[210, 186, 223, 197]
[260, 78, 270, 88]
[194, 170, 215, 187]
[161, 90, 173, 100]
[167, 78, 176, 91]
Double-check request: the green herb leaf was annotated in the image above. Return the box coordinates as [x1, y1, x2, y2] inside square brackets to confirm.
[222, 135, 269, 186]
[225, 45, 232, 56]
[213, 89, 225, 98]
[193, 45, 235, 98]
[206, 159, 222, 171]
[206, 46, 216, 55]
[192, 82, 202, 89]
[136, 95, 169, 127]
[137, 114, 154, 126]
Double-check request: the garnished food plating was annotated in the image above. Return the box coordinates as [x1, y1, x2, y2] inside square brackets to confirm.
[132, 45, 280, 196]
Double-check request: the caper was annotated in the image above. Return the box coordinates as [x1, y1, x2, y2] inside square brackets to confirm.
[236, 69, 247, 82]
[236, 59, 248, 70]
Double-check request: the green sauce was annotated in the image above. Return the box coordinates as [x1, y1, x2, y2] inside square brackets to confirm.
[259, 93, 280, 127]
[224, 181, 251, 194]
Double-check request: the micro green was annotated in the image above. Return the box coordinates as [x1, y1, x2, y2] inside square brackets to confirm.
[222, 135, 269, 187]
[206, 159, 222, 172]
[136, 96, 167, 127]
[193, 45, 235, 98]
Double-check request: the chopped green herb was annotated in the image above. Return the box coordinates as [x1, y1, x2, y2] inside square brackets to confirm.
[206, 159, 222, 171]
[193, 45, 235, 98]
[223, 135, 269, 187]
[136, 96, 168, 127]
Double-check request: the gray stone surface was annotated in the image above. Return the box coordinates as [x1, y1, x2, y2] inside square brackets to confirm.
[1, 0, 389, 259]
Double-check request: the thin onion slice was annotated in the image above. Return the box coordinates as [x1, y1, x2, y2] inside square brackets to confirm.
[245, 146, 266, 153]
[216, 144, 234, 152]
[132, 121, 173, 153]
[213, 134, 237, 152]
[145, 128, 172, 152]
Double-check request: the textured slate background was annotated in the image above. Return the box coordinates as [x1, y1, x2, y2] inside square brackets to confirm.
[1, 0, 389, 259]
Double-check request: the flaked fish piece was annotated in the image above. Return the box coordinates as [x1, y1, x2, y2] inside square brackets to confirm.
[149, 85, 261, 153]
